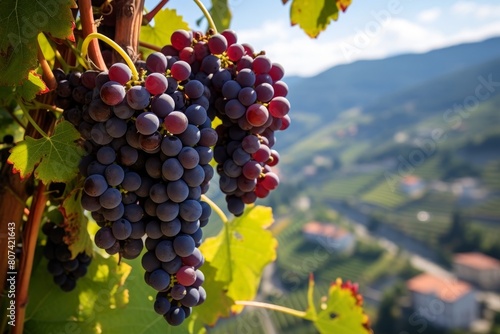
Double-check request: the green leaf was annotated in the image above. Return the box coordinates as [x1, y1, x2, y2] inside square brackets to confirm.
[209, 0, 232, 31]
[191, 262, 234, 326]
[25, 250, 198, 333]
[311, 279, 371, 334]
[8, 120, 84, 183]
[140, 8, 190, 58]
[60, 188, 93, 258]
[0, 0, 75, 86]
[199, 205, 277, 316]
[17, 70, 49, 101]
[289, 0, 352, 38]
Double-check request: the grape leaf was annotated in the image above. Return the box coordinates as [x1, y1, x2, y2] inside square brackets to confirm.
[24, 252, 131, 333]
[25, 249, 199, 333]
[305, 277, 371, 334]
[60, 188, 93, 258]
[140, 8, 190, 58]
[8, 120, 85, 183]
[17, 70, 50, 101]
[0, 0, 76, 86]
[209, 0, 232, 31]
[199, 205, 277, 317]
[289, 0, 352, 38]
[191, 262, 234, 326]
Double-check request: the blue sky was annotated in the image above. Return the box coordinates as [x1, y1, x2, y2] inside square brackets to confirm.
[144, 1, 500, 77]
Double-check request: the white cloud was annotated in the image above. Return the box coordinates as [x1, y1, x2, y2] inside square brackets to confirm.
[416, 8, 442, 23]
[452, 1, 500, 18]
[238, 13, 500, 77]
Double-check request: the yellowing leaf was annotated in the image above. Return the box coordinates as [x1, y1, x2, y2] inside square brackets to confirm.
[8, 120, 84, 183]
[140, 8, 190, 58]
[60, 188, 93, 259]
[290, 0, 352, 38]
[0, 0, 76, 86]
[199, 205, 277, 315]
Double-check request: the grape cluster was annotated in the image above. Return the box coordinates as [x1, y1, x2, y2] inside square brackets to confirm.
[57, 44, 215, 325]
[55, 26, 291, 325]
[161, 29, 291, 216]
[41, 222, 92, 292]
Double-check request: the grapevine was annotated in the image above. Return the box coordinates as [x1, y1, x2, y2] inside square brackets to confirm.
[0, 1, 371, 333]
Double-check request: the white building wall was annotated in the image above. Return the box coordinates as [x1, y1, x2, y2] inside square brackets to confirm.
[411, 290, 478, 330]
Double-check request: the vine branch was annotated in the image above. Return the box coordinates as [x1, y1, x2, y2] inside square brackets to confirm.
[78, 0, 107, 71]
[37, 44, 57, 90]
[14, 183, 47, 334]
[139, 41, 162, 52]
[143, 0, 169, 24]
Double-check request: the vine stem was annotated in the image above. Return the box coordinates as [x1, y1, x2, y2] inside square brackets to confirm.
[200, 194, 228, 224]
[27, 101, 64, 113]
[193, 0, 217, 33]
[143, 0, 169, 24]
[37, 44, 56, 90]
[18, 103, 48, 138]
[14, 183, 47, 334]
[235, 300, 307, 318]
[79, 0, 107, 71]
[81, 33, 139, 80]
[139, 41, 162, 52]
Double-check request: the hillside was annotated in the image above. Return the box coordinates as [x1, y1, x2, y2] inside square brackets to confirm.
[279, 36, 500, 151]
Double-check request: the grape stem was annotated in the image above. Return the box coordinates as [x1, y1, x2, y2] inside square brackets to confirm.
[81, 33, 139, 81]
[18, 103, 49, 138]
[193, 0, 217, 33]
[235, 300, 307, 318]
[25, 101, 64, 114]
[200, 194, 228, 224]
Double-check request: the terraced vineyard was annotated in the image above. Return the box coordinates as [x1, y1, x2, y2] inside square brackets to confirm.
[319, 172, 381, 200]
[360, 180, 410, 209]
[466, 196, 500, 221]
[482, 160, 500, 191]
[375, 192, 457, 246]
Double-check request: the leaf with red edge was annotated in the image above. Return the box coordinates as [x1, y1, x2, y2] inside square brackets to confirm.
[288, 0, 353, 38]
[60, 188, 93, 258]
[16, 70, 50, 101]
[305, 277, 372, 334]
[337, 0, 353, 12]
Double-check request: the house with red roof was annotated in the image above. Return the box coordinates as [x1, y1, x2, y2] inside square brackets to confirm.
[453, 252, 500, 290]
[302, 221, 355, 253]
[407, 273, 478, 330]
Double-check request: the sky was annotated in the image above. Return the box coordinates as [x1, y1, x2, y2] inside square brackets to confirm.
[144, 0, 500, 77]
